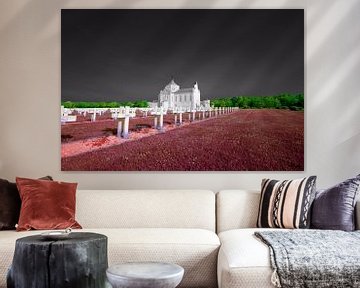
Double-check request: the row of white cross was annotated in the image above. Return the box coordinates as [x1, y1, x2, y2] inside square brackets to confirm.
[61, 105, 238, 138]
[117, 106, 239, 138]
[61, 106, 139, 123]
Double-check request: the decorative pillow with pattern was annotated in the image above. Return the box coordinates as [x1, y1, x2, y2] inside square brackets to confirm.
[257, 176, 317, 229]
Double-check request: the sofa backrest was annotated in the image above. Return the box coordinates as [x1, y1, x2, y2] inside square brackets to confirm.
[76, 190, 216, 231]
[217, 190, 360, 232]
[216, 190, 260, 233]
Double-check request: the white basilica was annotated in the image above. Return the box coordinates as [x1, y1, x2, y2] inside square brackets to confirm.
[150, 79, 210, 111]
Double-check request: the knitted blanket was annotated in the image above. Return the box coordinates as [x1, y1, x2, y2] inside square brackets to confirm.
[254, 230, 360, 288]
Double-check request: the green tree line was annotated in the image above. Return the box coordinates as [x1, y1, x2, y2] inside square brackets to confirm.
[210, 93, 304, 110]
[61, 100, 149, 108]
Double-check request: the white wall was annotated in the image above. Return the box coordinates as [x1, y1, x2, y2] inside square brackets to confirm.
[0, 0, 359, 191]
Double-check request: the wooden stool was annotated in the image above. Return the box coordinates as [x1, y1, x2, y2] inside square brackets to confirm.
[7, 232, 108, 288]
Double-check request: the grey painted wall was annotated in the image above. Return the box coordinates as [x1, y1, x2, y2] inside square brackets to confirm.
[0, 0, 359, 191]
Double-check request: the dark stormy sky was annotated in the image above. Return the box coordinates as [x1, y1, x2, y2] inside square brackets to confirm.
[61, 9, 304, 102]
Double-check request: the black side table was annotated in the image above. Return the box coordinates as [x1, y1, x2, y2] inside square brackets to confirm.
[7, 232, 108, 288]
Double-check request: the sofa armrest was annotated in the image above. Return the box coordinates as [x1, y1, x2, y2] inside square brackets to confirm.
[356, 200, 360, 230]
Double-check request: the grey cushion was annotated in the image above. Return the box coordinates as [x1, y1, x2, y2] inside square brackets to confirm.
[311, 174, 360, 231]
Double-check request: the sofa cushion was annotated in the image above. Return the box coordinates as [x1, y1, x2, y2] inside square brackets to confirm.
[16, 177, 81, 231]
[76, 190, 216, 231]
[0, 179, 20, 230]
[0, 176, 53, 230]
[216, 190, 260, 233]
[257, 177, 317, 229]
[0, 228, 220, 288]
[311, 174, 360, 231]
[217, 228, 278, 288]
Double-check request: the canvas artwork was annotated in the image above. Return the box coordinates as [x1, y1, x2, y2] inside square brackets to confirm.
[61, 9, 304, 171]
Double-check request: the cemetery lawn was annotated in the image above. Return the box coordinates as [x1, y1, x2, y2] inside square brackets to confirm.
[61, 109, 304, 171]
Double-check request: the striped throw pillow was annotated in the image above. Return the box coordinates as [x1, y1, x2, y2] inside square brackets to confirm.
[257, 176, 317, 229]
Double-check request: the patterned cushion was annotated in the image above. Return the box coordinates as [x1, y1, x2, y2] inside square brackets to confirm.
[257, 176, 316, 229]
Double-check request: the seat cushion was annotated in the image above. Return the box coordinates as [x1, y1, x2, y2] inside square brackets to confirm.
[0, 228, 220, 288]
[218, 228, 281, 288]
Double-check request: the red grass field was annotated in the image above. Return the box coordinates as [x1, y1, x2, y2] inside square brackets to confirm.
[61, 109, 304, 171]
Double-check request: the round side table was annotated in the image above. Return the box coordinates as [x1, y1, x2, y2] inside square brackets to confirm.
[7, 232, 108, 288]
[106, 262, 184, 288]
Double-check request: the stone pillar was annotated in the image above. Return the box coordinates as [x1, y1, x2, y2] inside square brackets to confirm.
[91, 109, 96, 122]
[202, 110, 205, 119]
[123, 116, 129, 138]
[188, 113, 191, 122]
[117, 121, 122, 138]
[179, 112, 182, 124]
[159, 112, 164, 130]
[154, 116, 158, 129]
[174, 114, 177, 125]
[192, 111, 196, 121]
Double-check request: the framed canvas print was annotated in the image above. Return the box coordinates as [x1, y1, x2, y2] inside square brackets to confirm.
[61, 9, 304, 171]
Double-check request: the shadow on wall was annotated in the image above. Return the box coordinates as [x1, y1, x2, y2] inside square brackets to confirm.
[0, 0, 70, 35]
[307, 0, 360, 151]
